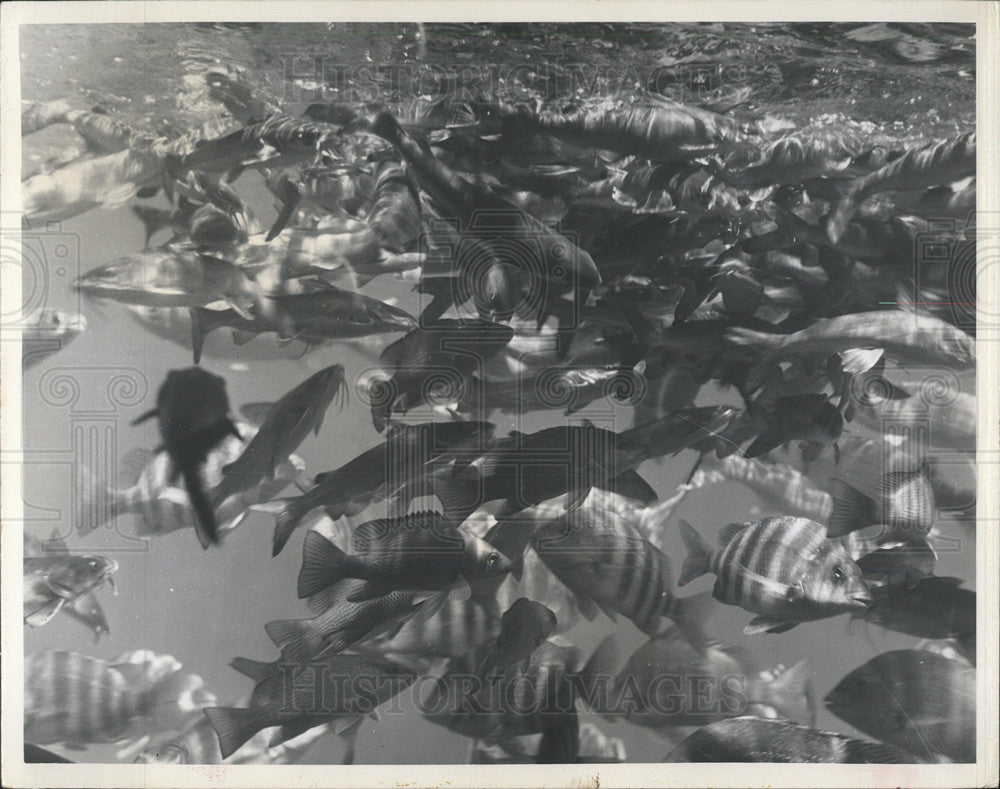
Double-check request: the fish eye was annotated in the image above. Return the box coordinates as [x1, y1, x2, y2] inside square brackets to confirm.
[832, 565, 846, 582]
[88, 559, 101, 570]
[486, 552, 500, 567]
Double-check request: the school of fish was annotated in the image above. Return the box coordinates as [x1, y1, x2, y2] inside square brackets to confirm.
[20, 36, 977, 766]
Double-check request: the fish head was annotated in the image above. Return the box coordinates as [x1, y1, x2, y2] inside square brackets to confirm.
[34, 309, 87, 340]
[191, 204, 243, 249]
[461, 534, 513, 581]
[802, 541, 872, 613]
[475, 262, 523, 322]
[45, 555, 119, 598]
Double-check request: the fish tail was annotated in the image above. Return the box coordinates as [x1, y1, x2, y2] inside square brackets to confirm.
[264, 618, 317, 664]
[677, 519, 712, 586]
[189, 307, 221, 365]
[249, 498, 304, 556]
[297, 530, 349, 598]
[203, 706, 260, 760]
[756, 658, 816, 727]
[827, 478, 878, 538]
[669, 590, 715, 649]
[229, 656, 278, 684]
[183, 468, 219, 549]
[432, 476, 481, 524]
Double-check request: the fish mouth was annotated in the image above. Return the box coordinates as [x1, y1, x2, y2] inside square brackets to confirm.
[105, 575, 119, 596]
[849, 591, 873, 608]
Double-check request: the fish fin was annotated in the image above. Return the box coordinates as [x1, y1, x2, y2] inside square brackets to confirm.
[410, 589, 452, 624]
[182, 468, 219, 549]
[839, 348, 884, 376]
[298, 530, 347, 598]
[677, 519, 712, 586]
[231, 329, 257, 346]
[131, 408, 158, 425]
[564, 484, 592, 513]
[266, 175, 300, 242]
[718, 522, 743, 547]
[333, 716, 364, 737]
[578, 634, 619, 717]
[745, 430, 781, 458]
[225, 298, 255, 322]
[744, 616, 798, 635]
[264, 618, 313, 661]
[737, 563, 802, 599]
[824, 184, 862, 244]
[135, 186, 159, 199]
[607, 469, 658, 506]
[758, 658, 816, 727]
[24, 598, 65, 627]
[43, 530, 70, 556]
[432, 476, 481, 524]
[307, 586, 338, 615]
[203, 707, 260, 761]
[271, 720, 321, 749]
[248, 498, 302, 557]
[827, 478, 878, 537]
[669, 591, 715, 650]
[229, 657, 277, 684]
[239, 402, 276, 426]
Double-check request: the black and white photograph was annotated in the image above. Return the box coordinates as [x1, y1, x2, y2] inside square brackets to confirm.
[1, 2, 997, 787]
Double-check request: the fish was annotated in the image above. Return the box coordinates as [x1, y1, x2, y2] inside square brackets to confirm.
[491, 101, 741, 161]
[295, 511, 512, 599]
[857, 577, 975, 662]
[21, 309, 88, 371]
[533, 490, 714, 640]
[255, 420, 496, 556]
[76, 245, 261, 319]
[743, 393, 844, 459]
[827, 463, 937, 541]
[23, 534, 118, 628]
[371, 319, 515, 431]
[189, 281, 418, 363]
[589, 628, 815, 731]
[663, 716, 918, 763]
[727, 312, 975, 393]
[826, 132, 975, 242]
[475, 598, 558, 678]
[825, 648, 975, 762]
[851, 389, 976, 452]
[205, 69, 283, 124]
[536, 709, 580, 763]
[853, 538, 938, 587]
[77, 421, 302, 539]
[209, 365, 346, 505]
[22, 146, 165, 223]
[21, 99, 74, 134]
[367, 110, 602, 320]
[718, 130, 861, 189]
[24, 650, 215, 747]
[698, 453, 833, 523]
[132, 367, 242, 548]
[204, 653, 416, 759]
[366, 159, 422, 253]
[66, 107, 138, 153]
[677, 517, 872, 633]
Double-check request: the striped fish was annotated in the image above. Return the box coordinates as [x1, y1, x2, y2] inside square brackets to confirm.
[699, 453, 833, 523]
[828, 464, 937, 541]
[533, 490, 712, 640]
[852, 390, 976, 452]
[77, 421, 303, 538]
[825, 649, 975, 762]
[65, 109, 138, 153]
[677, 517, 872, 634]
[24, 651, 214, 747]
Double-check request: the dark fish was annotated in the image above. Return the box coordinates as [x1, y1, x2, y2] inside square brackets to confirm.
[371, 319, 514, 432]
[296, 511, 511, 599]
[132, 367, 242, 548]
[663, 716, 917, 763]
[205, 69, 282, 124]
[853, 538, 937, 587]
[210, 365, 347, 505]
[825, 648, 975, 762]
[678, 517, 872, 633]
[23, 535, 118, 628]
[533, 490, 713, 639]
[828, 464, 937, 541]
[476, 598, 558, 678]
[744, 394, 844, 460]
[536, 708, 580, 763]
[255, 420, 495, 556]
[205, 654, 416, 759]
[858, 577, 975, 662]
